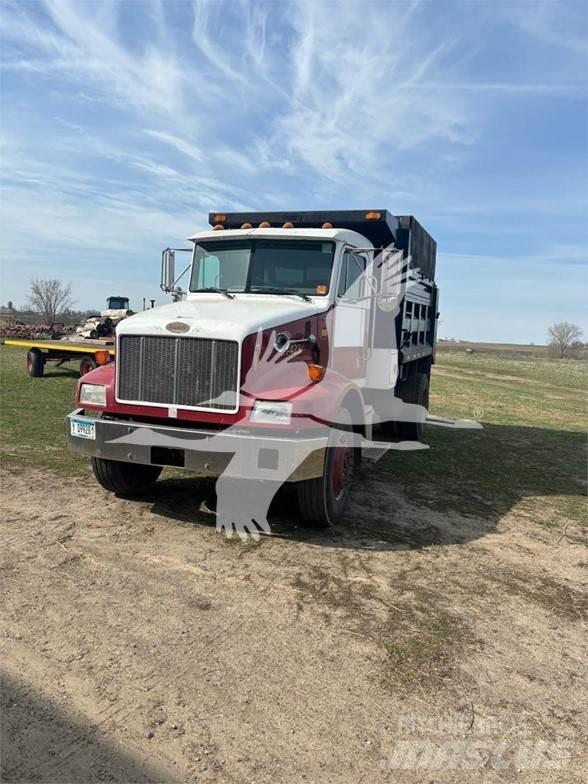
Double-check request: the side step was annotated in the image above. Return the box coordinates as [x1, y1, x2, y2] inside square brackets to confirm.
[361, 439, 429, 463]
[426, 415, 483, 430]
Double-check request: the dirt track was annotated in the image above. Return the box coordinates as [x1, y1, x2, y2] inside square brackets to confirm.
[1, 463, 586, 783]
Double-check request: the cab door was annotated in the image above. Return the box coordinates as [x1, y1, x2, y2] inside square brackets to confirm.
[331, 249, 370, 381]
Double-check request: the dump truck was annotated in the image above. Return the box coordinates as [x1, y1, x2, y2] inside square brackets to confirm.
[67, 210, 439, 525]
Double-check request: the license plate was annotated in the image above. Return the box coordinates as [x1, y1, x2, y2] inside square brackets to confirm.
[70, 417, 96, 440]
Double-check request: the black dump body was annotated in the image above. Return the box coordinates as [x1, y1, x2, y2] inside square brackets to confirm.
[209, 210, 437, 281]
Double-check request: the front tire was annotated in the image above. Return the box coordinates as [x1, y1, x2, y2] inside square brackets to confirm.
[79, 355, 97, 376]
[91, 457, 162, 497]
[297, 407, 356, 526]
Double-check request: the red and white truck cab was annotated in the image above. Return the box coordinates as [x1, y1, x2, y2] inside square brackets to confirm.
[67, 210, 438, 526]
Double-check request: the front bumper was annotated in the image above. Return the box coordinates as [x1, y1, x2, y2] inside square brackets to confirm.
[66, 409, 327, 482]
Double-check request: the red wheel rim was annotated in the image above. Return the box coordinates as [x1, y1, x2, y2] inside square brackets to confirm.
[331, 432, 354, 499]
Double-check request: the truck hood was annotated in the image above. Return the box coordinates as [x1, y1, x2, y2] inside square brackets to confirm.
[117, 295, 326, 342]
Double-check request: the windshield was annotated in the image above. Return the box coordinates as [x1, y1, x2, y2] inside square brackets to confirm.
[189, 239, 335, 296]
[108, 297, 129, 309]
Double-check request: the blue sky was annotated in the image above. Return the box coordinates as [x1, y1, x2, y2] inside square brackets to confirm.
[0, 0, 586, 342]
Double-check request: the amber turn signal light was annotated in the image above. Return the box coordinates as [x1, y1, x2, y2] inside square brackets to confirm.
[308, 364, 325, 383]
[94, 350, 110, 365]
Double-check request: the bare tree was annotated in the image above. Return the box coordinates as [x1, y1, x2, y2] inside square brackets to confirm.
[547, 322, 583, 358]
[28, 279, 74, 325]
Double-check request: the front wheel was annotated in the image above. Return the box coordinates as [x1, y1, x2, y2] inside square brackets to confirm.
[297, 408, 356, 526]
[79, 355, 97, 376]
[91, 457, 162, 497]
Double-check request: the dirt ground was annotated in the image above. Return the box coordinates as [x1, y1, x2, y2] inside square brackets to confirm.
[1, 462, 586, 783]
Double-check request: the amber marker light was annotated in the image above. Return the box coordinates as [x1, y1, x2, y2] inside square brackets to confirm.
[316, 284, 327, 295]
[282, 221, 295, 228]
[241, 222, 253, 229]
[95, 350, 110, 365]
[212, 224, 225, 231]
[321, 222, 333, 229]
[259, 221, 271, 228]
[365, 211, 381, 220]
[308, 364, 325, 383]
[212, 214, 226, 223]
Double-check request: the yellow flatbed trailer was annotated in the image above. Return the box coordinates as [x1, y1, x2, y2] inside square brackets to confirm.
[4, 338, 115, 377]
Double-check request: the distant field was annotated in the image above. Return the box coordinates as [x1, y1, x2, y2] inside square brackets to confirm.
[438, 339, 587, 359]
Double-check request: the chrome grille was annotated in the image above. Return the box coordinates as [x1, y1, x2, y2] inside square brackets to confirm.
[117, 335, 239, 411]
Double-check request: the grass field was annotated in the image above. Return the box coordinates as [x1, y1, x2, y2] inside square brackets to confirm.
[1, 343, 586, 525]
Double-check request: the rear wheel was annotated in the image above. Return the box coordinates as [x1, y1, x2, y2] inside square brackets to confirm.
[26, 350, 44, 377]
[91, 457, 162, 497]
[396, 370, 429, 441]
[79, 355, 97, 376]
[297, 407, 356, 526]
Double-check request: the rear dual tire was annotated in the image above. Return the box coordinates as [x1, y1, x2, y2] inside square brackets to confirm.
[91, 457, 161, 497]
[381, 369, 429, 442]
[396, 371, 429, 441]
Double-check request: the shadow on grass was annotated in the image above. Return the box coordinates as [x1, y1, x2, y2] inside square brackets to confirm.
[147, 422, 586, 551]
[41, 368, 80, 379]
[1, 671, 172, 783]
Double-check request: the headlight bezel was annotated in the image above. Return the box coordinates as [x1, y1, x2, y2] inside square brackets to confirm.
[250, 400, 293, 425]
[79, 383, 107, 407]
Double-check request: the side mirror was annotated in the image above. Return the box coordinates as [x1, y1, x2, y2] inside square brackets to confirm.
[161, 248, 175, 292]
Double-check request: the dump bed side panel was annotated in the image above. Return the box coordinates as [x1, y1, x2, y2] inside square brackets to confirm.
[395, 216, 437, 281]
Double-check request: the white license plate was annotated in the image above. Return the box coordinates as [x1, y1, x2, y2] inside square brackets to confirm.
[70, 417, 96, 440]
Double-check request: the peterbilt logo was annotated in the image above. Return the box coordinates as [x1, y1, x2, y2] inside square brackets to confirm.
[166, 321, 190, 334]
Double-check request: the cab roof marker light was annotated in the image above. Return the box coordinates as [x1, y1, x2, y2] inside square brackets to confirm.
[259, 221, 271, 228]
[282, 221, 295, 228]
[241, 222, 253, 229]
[365, 211, 381, 220]
[212, 224, 225, 231]
[322, 222, 333, 229]
[212, 214, 226, 224]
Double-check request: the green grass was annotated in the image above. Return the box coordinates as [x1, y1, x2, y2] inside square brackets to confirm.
[0, 345, 84, 475]
[1, 345, 586, 525]
[374, 351, 588, 525]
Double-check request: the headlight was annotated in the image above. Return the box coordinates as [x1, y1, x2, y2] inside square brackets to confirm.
[250, 400, 292, 425]
[80, 384, 107, 407]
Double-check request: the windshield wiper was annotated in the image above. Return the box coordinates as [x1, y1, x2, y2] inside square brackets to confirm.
[192, 287, 235, 299]
[250, 287, 311, 302]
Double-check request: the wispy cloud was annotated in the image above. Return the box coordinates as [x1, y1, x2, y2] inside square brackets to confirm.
[0, 0, 586, 337]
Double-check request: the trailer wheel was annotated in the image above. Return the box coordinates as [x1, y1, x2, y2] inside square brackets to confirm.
[79, 356, 97, 376]
[297, 407, 356, 526]
[26, 349, 45, 378]
[91, 457, 162, 497]
[396, 371, 429, 441]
